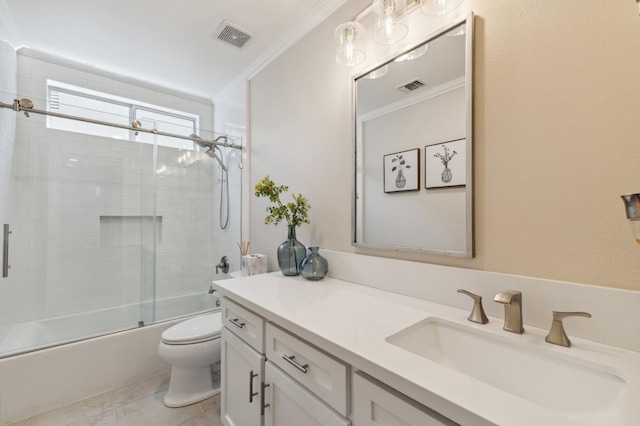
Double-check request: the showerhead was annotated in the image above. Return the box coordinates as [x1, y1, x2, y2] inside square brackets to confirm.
[190, 134, 210, 149]
[189, 134, 228, 171]
[205, 146, 228, 172]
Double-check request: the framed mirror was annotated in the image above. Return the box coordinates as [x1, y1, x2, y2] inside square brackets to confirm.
[352, 14, 474, 257]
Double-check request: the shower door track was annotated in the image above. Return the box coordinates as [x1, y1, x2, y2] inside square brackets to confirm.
[0, 98, 243, 150]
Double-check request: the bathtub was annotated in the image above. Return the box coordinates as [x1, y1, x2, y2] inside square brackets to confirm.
[0, 291, 219, 359]
[0, 291, 221, 424]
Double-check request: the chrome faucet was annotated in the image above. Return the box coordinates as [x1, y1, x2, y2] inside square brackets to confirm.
[494, 290, 524, 334]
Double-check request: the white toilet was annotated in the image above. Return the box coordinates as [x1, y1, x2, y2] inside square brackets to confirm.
[158, 312, 222, 407]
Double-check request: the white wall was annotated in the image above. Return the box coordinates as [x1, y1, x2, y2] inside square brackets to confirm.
[213, 81, 249, 274]
[249, 0, 640, 292]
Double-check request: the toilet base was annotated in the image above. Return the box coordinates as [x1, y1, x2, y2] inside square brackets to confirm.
[163, 365, 221, 408]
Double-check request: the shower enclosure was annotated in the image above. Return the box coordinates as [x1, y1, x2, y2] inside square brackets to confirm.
[0, 45, 244, 358]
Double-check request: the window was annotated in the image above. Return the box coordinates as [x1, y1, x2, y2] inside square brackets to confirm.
[47, 80, 200, 150]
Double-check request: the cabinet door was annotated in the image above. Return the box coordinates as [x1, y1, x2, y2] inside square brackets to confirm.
[352, 372, 457, 426]
[264, 361, 350, 426]
[221, 327, 265, 426]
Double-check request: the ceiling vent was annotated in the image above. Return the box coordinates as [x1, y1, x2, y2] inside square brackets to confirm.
[213, 20, 255, 50]
[397, 79, 426, 94]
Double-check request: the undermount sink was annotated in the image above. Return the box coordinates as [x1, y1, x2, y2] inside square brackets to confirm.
[385, 317, 629, 425]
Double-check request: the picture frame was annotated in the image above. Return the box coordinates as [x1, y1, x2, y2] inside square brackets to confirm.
[425, 139, 466, 189]
[383, 148, 420, 193]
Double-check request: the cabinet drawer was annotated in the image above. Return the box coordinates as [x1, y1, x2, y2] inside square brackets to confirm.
[222, 297, 264, 353]
[265, 322, 349, 416]
[352, 371, 457, 426]
[264, 361, 350, 426]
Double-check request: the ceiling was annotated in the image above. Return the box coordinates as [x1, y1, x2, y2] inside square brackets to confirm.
[2, 0, 347, 102]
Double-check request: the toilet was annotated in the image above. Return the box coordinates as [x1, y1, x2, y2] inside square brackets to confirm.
[158, 312, 222, 407]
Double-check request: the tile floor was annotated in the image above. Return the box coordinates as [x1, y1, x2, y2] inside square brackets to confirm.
[5, 372, 223, 426]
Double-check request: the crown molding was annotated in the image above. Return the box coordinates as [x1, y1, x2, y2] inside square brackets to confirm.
[214, 0, 350, 103]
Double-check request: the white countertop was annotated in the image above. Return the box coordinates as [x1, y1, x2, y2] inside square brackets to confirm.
[212, 272, 639, 426]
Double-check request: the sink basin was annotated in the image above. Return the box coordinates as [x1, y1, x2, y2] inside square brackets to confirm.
[386, 318, 628, 425]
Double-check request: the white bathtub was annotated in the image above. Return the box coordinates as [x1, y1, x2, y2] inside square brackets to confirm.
[0, 291, 221, 424]
[0, 291, 219, 359]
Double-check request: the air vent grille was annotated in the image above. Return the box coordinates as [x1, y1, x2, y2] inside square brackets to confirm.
[214, 21, 255, 49]
[397, 79, 426, 94]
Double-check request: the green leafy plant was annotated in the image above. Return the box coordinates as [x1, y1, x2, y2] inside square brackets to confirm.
[254, 176, 311, 227]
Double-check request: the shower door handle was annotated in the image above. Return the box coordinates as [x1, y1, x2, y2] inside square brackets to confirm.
[3, 224, 11, 278]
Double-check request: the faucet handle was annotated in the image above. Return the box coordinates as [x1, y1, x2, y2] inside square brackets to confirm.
[545, 311, 592, 347]
[457, 289, 489, 324]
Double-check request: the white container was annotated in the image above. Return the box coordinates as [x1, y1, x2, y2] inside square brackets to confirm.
[242, 254, 267, 276]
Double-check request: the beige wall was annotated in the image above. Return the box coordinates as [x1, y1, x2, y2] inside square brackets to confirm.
[249, 0, 640, 291]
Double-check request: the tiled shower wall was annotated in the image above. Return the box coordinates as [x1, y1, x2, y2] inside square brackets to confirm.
[0, 41, 18, 338]
[0, 50, 234, 324]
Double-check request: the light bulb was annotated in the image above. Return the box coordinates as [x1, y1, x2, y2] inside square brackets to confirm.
[335, 22, 366, 67]
[372, 0, 408, 45]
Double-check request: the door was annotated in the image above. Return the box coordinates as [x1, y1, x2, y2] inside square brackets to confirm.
[221, 327, 265, 426]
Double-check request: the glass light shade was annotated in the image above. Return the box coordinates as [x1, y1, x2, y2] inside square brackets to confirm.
[394, 44, 428, 62]
[420, 0, 464, 17]
[372, 0, 408, 45]
[335, 22, 366, 67]
[365, 65, 388, 79]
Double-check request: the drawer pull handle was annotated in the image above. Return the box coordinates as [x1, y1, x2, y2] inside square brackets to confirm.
[249, 370, 258, 403]
[282, 354, 309, 374]
[229, 318, 245, 328]
[260, 382, 270, 416]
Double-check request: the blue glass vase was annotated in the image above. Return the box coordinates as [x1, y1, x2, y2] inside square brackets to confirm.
[277, 225, 306, 276]
[300, 247, 328, 281]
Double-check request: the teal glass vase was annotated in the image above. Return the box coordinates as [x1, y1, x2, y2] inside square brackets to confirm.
[277, 225, 306, 276]
[300, 247, 328, 281]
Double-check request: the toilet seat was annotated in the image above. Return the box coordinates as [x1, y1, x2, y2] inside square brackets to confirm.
[161, 312, 222, 345]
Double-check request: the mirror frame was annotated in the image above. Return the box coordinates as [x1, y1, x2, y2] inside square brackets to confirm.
[351, 13, 474, 257]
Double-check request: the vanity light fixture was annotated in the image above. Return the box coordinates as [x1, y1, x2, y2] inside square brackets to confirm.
[394, 44, 428, 62]
[420, 0, 463, 17]
[621, 193, 640, 243]
[372, 0, 409, 45]
[335, 21, 367, 67]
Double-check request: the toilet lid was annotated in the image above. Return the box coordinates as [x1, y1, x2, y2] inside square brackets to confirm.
[161, 312, 222, 345]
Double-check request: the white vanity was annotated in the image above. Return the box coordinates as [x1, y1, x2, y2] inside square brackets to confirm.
[213, 250, 640, 426]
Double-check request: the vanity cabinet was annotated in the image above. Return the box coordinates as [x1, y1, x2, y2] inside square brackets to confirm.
[221, 296, 456, 426]
[352, 371, 457, 426]
[221, 297, 351, 426]
[221, 297, 266, 426]
[221, 327, 265, 426]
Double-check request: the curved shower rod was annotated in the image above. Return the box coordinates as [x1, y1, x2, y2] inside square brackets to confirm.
[0, 98, 243, 151]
